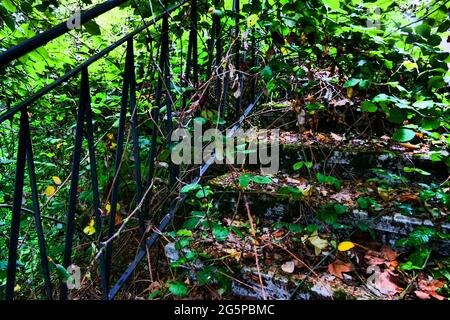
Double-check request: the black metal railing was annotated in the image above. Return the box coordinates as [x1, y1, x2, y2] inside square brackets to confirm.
[0, 0, 261, 300]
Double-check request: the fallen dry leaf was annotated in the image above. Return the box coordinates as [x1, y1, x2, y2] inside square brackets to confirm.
[381, 246, 399, 261]
[281, 260, 295, 273]
[373, 270, 402, 296]
[417, 275, 445, 300]
[399, 142, 420, 150]
[415, 290, 431, 300]
[330, 132, 343, 142]
[328, 260, 354, 279]
[399, 193, 419, 203]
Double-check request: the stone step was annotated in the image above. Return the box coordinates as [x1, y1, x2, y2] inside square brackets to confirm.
[250, 102, 388, 134]
[217, 130, 449, 181]
[206, 172, 450, 251]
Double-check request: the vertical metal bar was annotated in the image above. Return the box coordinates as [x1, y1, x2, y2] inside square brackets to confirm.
[181, 33, 193, 111]
[215, 0, 223, 116]
[191, 0, 198, 88]
[127, 38, 145, 237]
[161, 7, 176, 188]
[25, 114, 53, 300]
[105, 44, 132, 289]
[83, 67, 108, 299]
[250, 0, 256, 103]
[60, 69, 89, 300]
[233, 0, 242, 116]
[5, 109, 28, 300]
[146, 29, 166, 189]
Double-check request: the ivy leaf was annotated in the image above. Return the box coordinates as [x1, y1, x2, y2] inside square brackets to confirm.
[180, 182, 201, 193]
[293, 161, 313, 170]
[195, 187, 213, 199]
[415, 23, 431, 38]
[176, 229, 193, 237]
[343, 78, 360, 88]
[251, 175, 272, 184]
[361, 101, 377, 113]
[392, 128, 416, 142]
[212, 223, 229, 241]
[84, 20, 101, 35]
[403, 167, 431, 176]
[239, 174, 251, 188]
[2, 0, 16, 12]
[261, 66, 273, 81]
[402, 60, 418, 71]
[322, 0, 340, 10]
[168, 281, 188, 297]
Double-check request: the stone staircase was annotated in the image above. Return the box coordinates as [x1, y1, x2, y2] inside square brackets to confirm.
[167, 101, 450, 300]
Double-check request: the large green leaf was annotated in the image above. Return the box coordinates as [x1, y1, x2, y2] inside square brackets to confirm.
[392, 128, 416, 142]
[322, 0, 340, 10]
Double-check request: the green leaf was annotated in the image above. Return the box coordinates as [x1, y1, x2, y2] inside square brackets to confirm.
[403, 167, 431, 176]
[317, 203, 347, 225]
[316, 173, 341, 191]
[176, 229, 193, 237]
[261, 66, 273, 81]
[421, 117, 440, 130]
[293, 161, 313, 170]
[322, 0, 340, 10]
[84, 20, 101, 35]
[168, 282, 188, 297]
[194, 117, 206, 125]
[212, 224, 229, 241]
[183, 218, 200, 230]
[402, 60, 418, 71]
[343, 78, 360, 88]
[392, 128, 416, 142]
[428, 76, 445, 89]
[2, 0, 16, 12]
[239, 174, 251, 188]
[428, 34, 442, 46]
[357, 197, 369, 209]
[195, 187, 213, 199]
[251, 175, 272, 184]
[387, 108, 406, 124]
[180, 182, 201, 193]
[415, 23, 431, 38]
[361, 101, 377, 113]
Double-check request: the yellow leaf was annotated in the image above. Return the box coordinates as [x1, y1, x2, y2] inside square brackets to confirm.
[52, 176, 62, 185]
[378, 187, 390, 202]
[281, 47, 288, 55]
[300, 32, 306, 45]
[223, 248, 241, 262]
[247, 14, 259, 28]
[346, 87, 353, 98]
[402, 60, 418, 71]
[338, 241, 355, 252]
[14, 284, 21, 292]
[105, 202, 121, 215]
[301, 185, 314, 197]
[307, 231, 328, 255]
[83, 219, 96, 236]
[43, 185, 56, 197]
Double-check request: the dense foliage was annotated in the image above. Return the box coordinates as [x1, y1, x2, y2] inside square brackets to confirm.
[0, 0, 449, 299]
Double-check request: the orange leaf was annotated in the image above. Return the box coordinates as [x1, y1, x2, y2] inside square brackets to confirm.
[328, 260, 354, 279]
